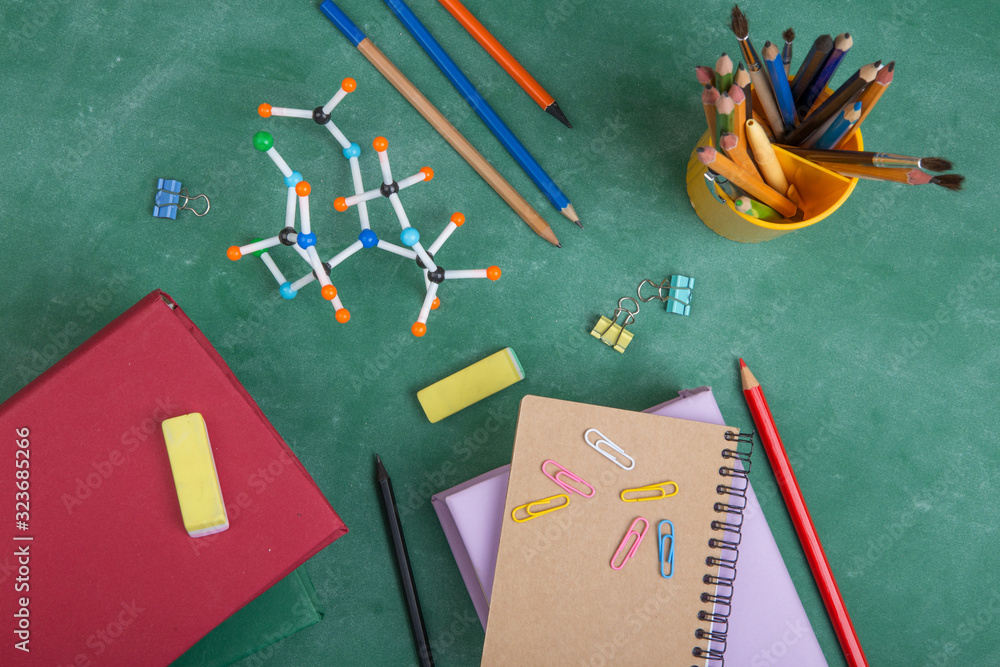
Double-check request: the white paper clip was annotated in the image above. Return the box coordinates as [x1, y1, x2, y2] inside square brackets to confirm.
[583, 428, 635, 470]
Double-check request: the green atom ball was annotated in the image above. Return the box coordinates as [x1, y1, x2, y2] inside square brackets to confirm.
[252, 131, 273, 152]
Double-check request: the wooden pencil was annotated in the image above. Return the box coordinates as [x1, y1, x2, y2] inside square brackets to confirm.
[715, 53, 734, 92]
[697, 146, 798, 217]
[720, 131, 759, 179]
[763, 41, 798, 131]
[791, 34, 834, 104]
[320, 1, 561, 246]
[696, 66, 716, 86]
[836, 61, 894, 148]
[729, 85, 760, 177]
[437, 0, 571, 128]
[702, 85, 721, 148]
[800, 33, 853, 116]
[785, 61, 878, 145]
[809, 101, 862, 150]
[715, 93, 735, 143]
[734, 62, 752, 119]
[777, 146, 952, 172]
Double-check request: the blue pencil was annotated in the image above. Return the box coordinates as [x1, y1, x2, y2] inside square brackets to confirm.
[381, 0, 580, 226]
[810, 101, 862, 150]
[762, 41, 797, 133]
[800, 33, 853, 117]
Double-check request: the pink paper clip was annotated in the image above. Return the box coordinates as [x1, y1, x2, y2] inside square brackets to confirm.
[541, 459, 596, 498]
[610, 517, 649, 570]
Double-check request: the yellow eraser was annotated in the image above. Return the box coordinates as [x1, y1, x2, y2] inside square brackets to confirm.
[417, 348, 525, 423]
[161, 413, 229, 538]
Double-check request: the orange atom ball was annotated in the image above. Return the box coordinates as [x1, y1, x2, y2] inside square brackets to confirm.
[420, 167, 434, 181]
[295, 181, 311, 197]
[257, 103, 272, 118]
[431, 297, 440, 310]
[227, 246, 242, 261]
[373, 136, 388, 152]
[450, 212, 465, 226]
[411, 322, 427, 337]
[487, 266, 501, 281]
[321, 284, 338, 300]
[335, 308, 351, 323]
[341, 77, 357, 92]
[334, 197, 348, 212]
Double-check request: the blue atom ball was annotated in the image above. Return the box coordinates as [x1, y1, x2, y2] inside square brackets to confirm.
[359, 229, 378, 248]
[279, 283, 297, 299]
[284, 171, 303, 187]
[297, 232, 317, 249]
[343, 143, 361, 159]
[400, 228, 420, 247]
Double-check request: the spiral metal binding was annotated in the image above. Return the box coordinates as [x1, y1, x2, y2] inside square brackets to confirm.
[691, 429, 754, 667]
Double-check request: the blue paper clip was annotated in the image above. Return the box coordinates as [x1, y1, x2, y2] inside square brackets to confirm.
[658, 520, 675, 579]
[637, 276, 694, 316]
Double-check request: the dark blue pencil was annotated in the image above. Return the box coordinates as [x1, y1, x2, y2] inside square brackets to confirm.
[381, 0, 581, 226]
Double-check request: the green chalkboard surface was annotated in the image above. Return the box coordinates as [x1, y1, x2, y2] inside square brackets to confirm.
[2, 0, 998, 665]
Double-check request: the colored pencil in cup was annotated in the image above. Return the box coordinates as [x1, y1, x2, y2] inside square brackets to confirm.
[836, 61, 894, 148]
[720, 131, 759, 180]
[784, 61, 878, 145]
[383, 0, 581, 227]
[702, 85, 721, 148]
[715, 93, 735, 145]
[762, 41, 798, 131]
[436, 0, 572, 128]
[799, 32, 853, 116]
[734, 62, 753, 119]
[791, 34, 834, 105]
[715, 53, 734, 92]
[319, 0, 561, 247]
[739, 359, 868, 667]
[809, 101, 862, 150]
[695, 65, 716, 86]
[697, 146, 797, 217]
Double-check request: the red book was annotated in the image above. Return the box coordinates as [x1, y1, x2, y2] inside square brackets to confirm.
[0, 290, 347, 666]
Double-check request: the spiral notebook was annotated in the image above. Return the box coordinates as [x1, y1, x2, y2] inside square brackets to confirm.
[481, 396, 752, 666]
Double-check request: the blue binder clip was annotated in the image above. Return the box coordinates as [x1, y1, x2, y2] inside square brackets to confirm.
[638, 276, 694, 316]
[154, 179, 210, 219]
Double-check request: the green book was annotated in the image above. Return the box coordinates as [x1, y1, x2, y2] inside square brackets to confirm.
[171, 567, 323, 667]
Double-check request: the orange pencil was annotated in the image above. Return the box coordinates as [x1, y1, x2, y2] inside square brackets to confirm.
[837, 62, 895, 148]
[702, 86, 721, 148]
[437, 0, 572, 128]
[729, 86, 761, 178]
[697, 146, 798, 218]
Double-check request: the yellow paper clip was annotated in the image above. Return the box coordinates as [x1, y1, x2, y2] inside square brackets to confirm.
[620, 481, 679, 502]
[511, 494, 570, 523]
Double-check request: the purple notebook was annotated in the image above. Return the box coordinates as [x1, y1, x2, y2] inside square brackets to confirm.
[432, 387, 827, 666]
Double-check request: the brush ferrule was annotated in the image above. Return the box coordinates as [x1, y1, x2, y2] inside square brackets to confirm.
[738, 38, 762, 71]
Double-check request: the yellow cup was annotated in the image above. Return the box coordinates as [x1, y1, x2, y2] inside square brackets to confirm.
[686, 127, 863, 243]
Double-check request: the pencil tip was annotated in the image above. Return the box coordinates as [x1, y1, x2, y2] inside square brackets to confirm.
[574, 219, 583, 228]
[546, 102, 572, 129]
[739, 358, 746, 368]
[556, 242, 562, 248]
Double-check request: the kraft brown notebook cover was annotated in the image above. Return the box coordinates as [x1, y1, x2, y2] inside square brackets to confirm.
[481, 396, 751, 666]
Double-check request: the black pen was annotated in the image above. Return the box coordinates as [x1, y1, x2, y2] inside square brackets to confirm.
[376, 454, 434, 667]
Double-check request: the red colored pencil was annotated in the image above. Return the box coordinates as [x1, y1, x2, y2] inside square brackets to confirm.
[739, 359, 868, 667]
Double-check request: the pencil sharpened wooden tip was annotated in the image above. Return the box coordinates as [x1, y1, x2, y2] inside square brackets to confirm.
[739, 359, 759, 389]
[561, 203, 581, 226]
[545, 102, 572, 129]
